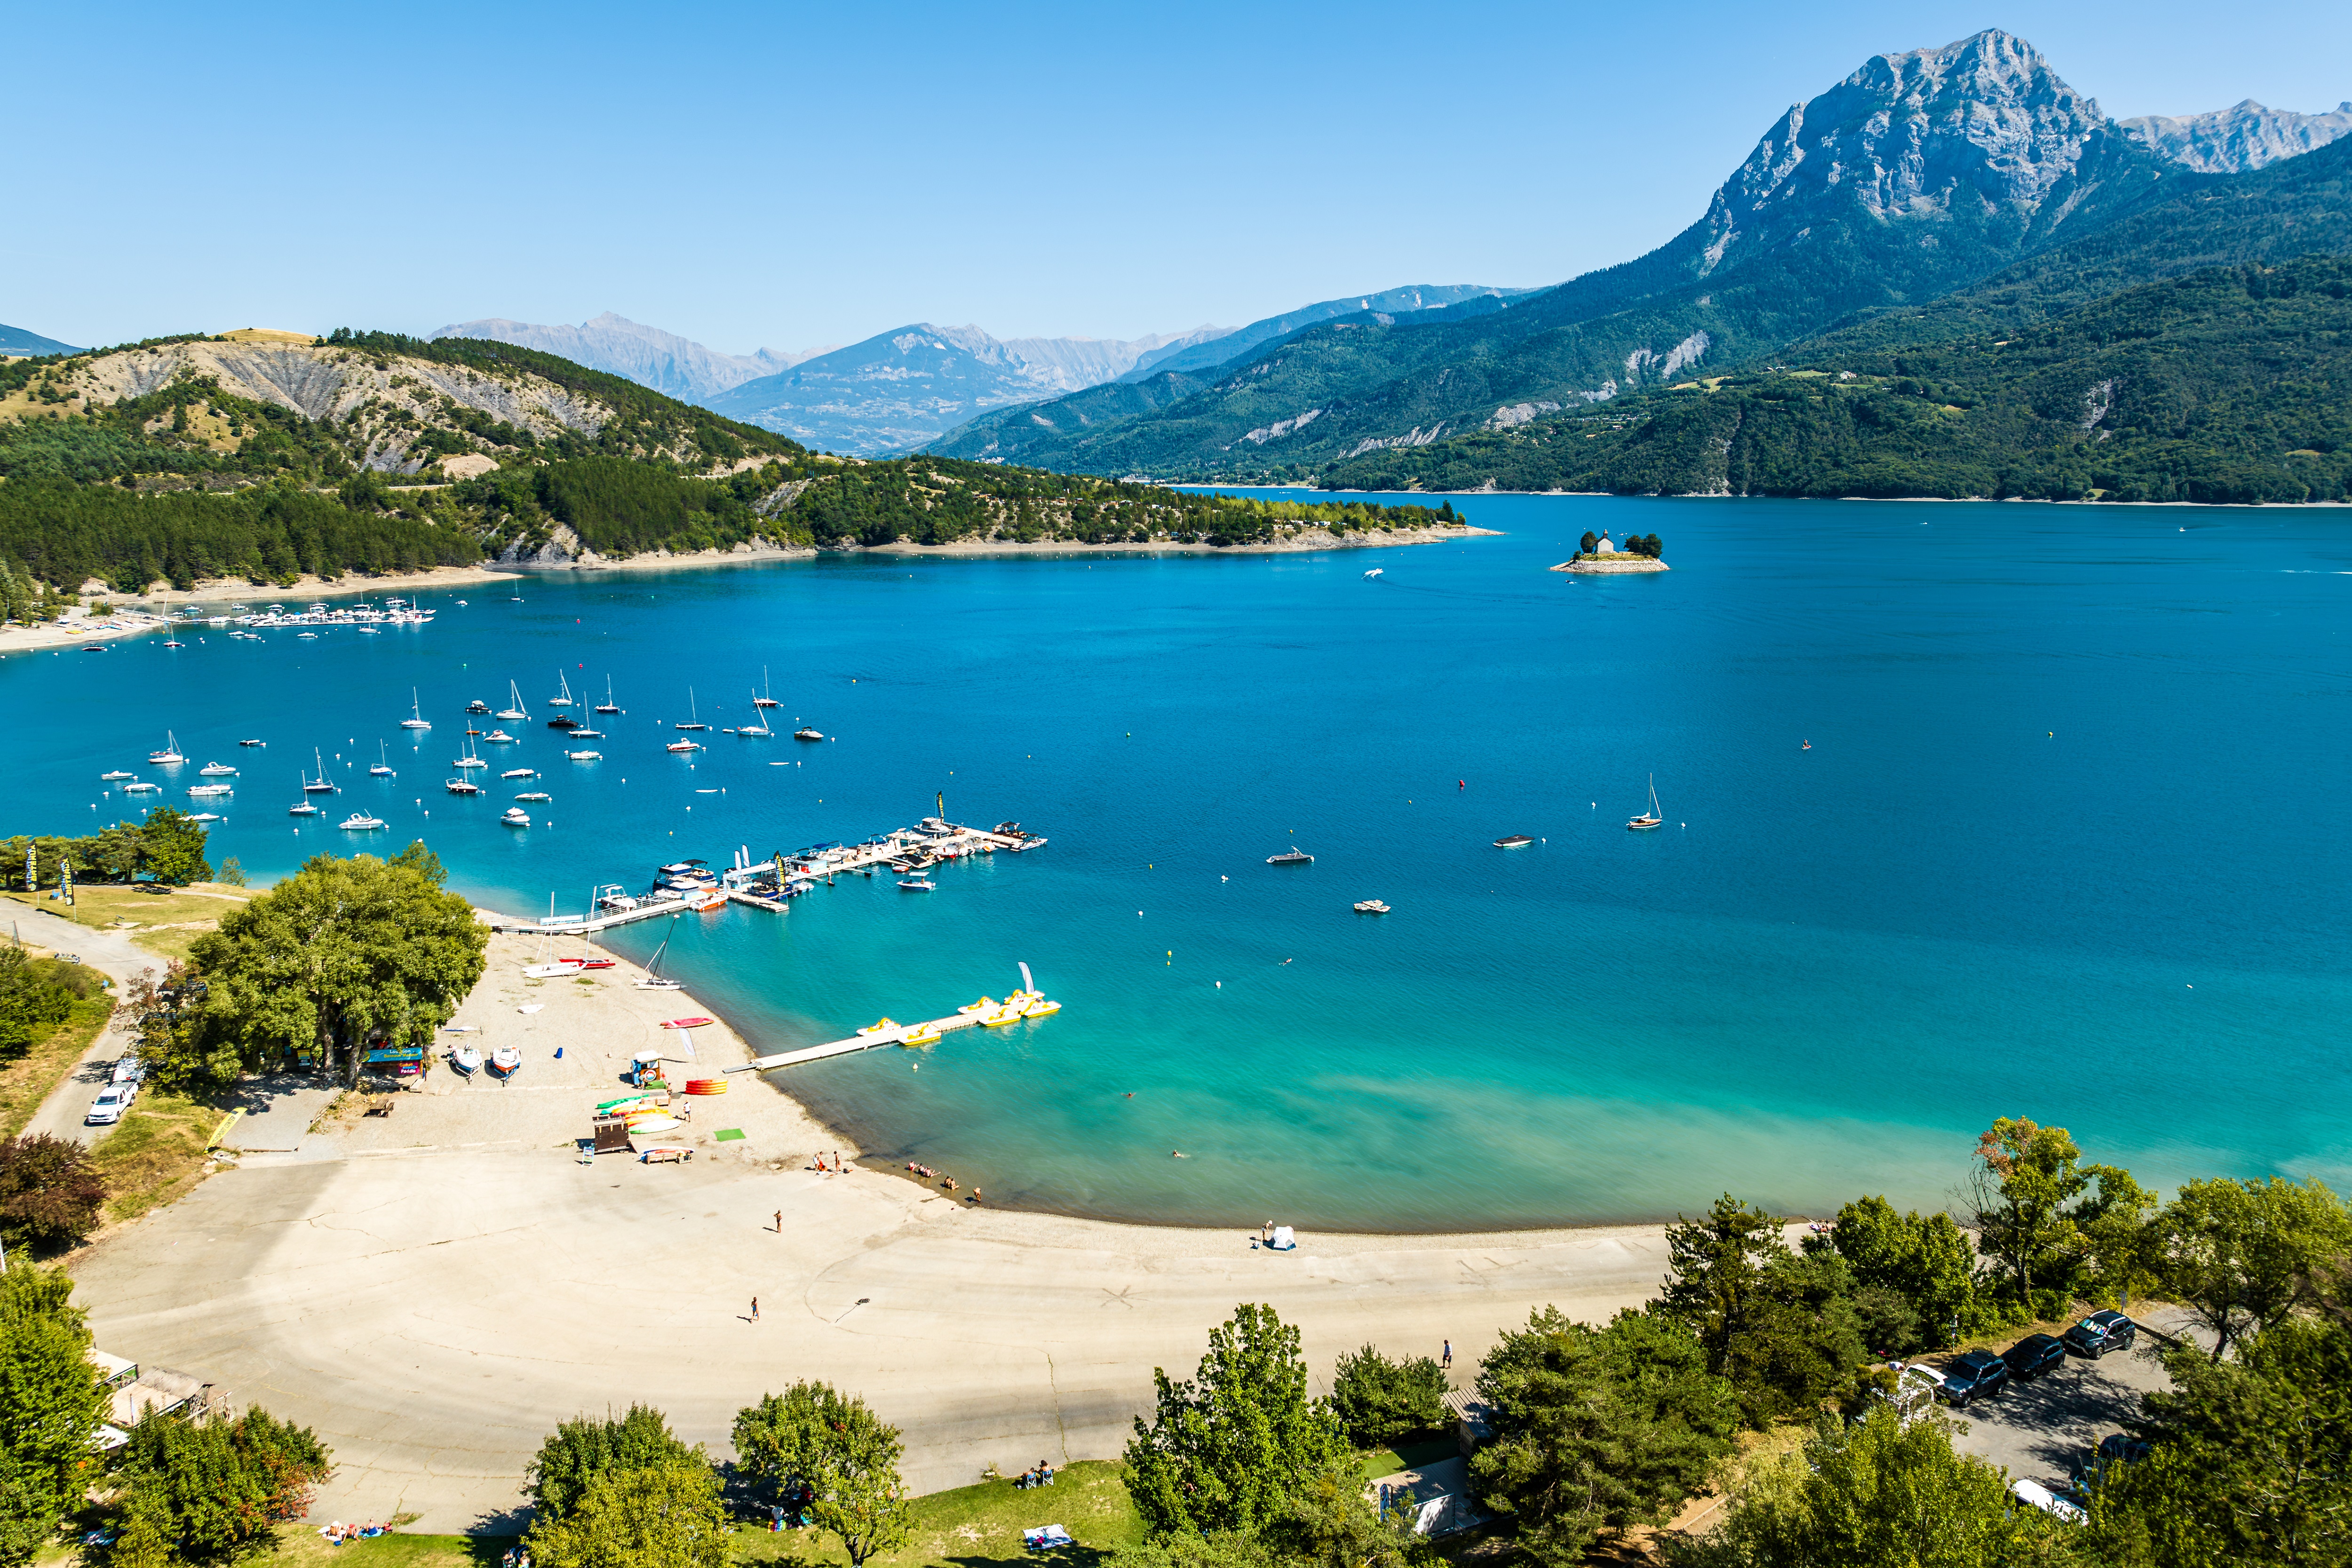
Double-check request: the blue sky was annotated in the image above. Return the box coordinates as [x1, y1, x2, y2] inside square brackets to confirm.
[8, 0, 2348, 355]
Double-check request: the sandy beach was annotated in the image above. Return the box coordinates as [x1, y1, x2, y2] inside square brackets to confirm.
[67, 923, 1676, 1531]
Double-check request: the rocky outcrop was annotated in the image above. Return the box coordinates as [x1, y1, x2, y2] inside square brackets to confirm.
[2121, 99, 2352, 173]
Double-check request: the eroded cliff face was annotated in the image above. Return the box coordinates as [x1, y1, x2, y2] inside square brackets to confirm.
[1697, 30, 2111, 274]
[2122, 99, 2352, 174]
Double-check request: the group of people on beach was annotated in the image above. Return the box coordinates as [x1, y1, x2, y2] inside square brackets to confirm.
[1015, 1459, 1057, 1488]
[906, 1161, 984, 1205]
[318, 1522, 396, 1545]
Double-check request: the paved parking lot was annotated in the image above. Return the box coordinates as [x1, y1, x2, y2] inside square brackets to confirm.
[1944, 1307, 2208, 1490]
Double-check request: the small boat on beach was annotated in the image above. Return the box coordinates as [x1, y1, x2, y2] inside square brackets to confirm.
[1494, 834, 1534, 849]
[636, 926, 683, 990]
[660, 1017, 714, 1030]
[487, 1046, 522, 1079]
[450, 1046, 481, 1076]
[1266, 848, 1313, 865]
[1628, 774, 1664, 831]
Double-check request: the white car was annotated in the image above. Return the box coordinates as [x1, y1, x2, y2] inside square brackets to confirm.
[86, 1083, 138, 1125]
[2012, 1478, 2086, 1524]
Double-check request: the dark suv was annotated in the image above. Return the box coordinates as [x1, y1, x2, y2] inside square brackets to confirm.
[2066, 1433, 2153, 1499]
[1937, 1349, 2010, 1407]
[2063, 1311, 2138, 1359]
[2002, 1332, 2068, 1382]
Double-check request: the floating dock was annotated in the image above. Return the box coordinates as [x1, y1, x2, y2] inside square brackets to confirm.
[484, 896, 694, 936]
[728, 1010, 998, 1074]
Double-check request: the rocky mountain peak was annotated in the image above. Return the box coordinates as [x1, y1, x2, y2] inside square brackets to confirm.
[1698, 29, 2106, 273]
[2120, 98, 2352, 174]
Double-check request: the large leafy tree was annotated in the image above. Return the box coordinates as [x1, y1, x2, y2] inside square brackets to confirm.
[1125, 1303, 1351, 1537]
[1967, 1117, 2089, 1308]
[2152, 1177, 2352, 1357]
[188, 843, 486, 1086]
[524, 1463, 729, 1568]
[0, 1134, 107, 1253]
[0, 948, 86, 1058]
[111, 1404, 332, 1565]
[1672, 1405, 2068, 1568]
[0, 1262, 106, 1568]
[1326, 1345, 1448, 1448]
[732, 1381, 910, 1568]
[1823, 1195, 1982, 1350]
[135, 809, 212, 885]
[526, 1404, 704, 1521]
[1657, 1195, 1867, 1426]
[1470, 1308, 1739, 1566]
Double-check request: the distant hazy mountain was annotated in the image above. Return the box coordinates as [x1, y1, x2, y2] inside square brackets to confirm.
[1, 321, 79, 356]
[2122, 99, 2352, 174]
[1121, 286, 1528, 382]
[430, 313, 832, 403]
[703, 322, 1232, 454]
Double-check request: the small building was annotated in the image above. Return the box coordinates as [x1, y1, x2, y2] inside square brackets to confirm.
[1594, 533, 1618, 554]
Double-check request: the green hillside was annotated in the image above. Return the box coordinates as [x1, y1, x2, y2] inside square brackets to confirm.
[1323, 256, 2352, 504]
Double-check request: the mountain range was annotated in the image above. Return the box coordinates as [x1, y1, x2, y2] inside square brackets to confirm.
[1, 321, 79, 357]
[920, 32, 2352, 498]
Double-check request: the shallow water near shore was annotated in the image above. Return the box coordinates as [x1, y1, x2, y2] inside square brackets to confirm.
[7, 494, 2349, 1230]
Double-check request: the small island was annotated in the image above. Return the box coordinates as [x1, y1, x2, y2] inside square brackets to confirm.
[1551, 529, 1669, 573]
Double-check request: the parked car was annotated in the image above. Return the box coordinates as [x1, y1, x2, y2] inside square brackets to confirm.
[2012, 1478, 2087, 1523]
[2063, 1310, 2138, 1359]
[86, 1084, 136, 1125]
[1864, 1363, 1947, 1426]
[2002, 1332, 2068, 1382]
[111, 1055, 146, 1085]
[1936, 1349, 2010, 1407]
[2066, 1433, 2153, 1499]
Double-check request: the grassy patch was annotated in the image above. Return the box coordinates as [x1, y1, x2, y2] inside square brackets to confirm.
[0, 997, 114, 1141]
[88, 1088, 221, 1224]
[731, 1461, 1144, 1567]
[268, 1528, 512, 1567]
[0, 883, 247, 939]
[1360, 1437, 1459, 1480]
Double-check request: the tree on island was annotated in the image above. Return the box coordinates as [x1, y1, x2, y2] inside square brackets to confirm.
[1125, 1304, 1351, 1537]
[1580, 531, 1599, 556]
[185, 843, 486, 1086]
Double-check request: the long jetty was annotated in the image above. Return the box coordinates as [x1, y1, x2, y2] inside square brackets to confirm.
[728, 1009, 999, 1074]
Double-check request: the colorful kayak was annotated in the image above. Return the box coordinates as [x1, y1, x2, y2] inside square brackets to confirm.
[660, 1017, 714, 1030]
[627, 1114, 683, 1135]
[683, 1079, 729, 1095]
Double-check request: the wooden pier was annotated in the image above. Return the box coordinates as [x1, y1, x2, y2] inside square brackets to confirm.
[727, 1010, 998, 1074]
[484, 896, 692, 936]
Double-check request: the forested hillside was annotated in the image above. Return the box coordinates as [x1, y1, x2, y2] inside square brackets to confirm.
[1325, 257, 2352, 504]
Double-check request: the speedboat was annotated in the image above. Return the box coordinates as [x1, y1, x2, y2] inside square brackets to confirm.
[123, 781, 160, 794]
[1266, 848, 1313, 865]
[239, 738, 266, 747]
[681, 887, 723, 911]
[515, 790, 551, 801]
[186, 812, 223, 823]
[148, 732, 185, 765]
[501, 767, 537, 779]
[163, 639, 185, 647]
[501, 807, 530, 827]
[340, 813, 386, 830]
[199, 762, 238, 776]
[794, 726, 824, 741]
[482, 729, 516, 744]
[567, 750, 602, 761]
[666, 739, 702, 753]
[101, 770, 135, 781]
[1364, 567, 1383, 578]
[188, 783, 233, 797]
[1494, 835, 1534, 849]
[445, 777, 482, 794]
[1354, 899, 1391, 914]
[547, 715, 579, 730]
[487, 1046, 522, 1079]
[898, 877, 936, 891]
[288, 800, 319, 816]
[451, 1046, 481, 1076]
[465, 700, 491, 715]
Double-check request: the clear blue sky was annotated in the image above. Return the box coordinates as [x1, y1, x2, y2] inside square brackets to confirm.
[8, 0, 2347, 355]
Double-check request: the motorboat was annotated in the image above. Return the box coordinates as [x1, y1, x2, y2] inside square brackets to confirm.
[482, 729, 516, 744]
[303, 749, 339, 793]
[754, 667, 779, 708]
[681, 887, 724, 911]
[1364, 567, 1383, 578]
[595, 886, 639, 911]
[548, 670, 575, 707]
[123, 781, 160, 793]
[566, 727, 602, 739]
[465, 699, 491, 715]
[515, 790, 551, 802]
[188, 783, 233, 797]
[794, 726, 824, 741]
[163, 639, 184, 647]
[401, 689, 432, 730]
[239, 737, 265, 747]
[898, 877, 936, 891]
[288, 799, 320, 816]
[101, 770, 135, 781]
[595, 676, 621, 715]
[501, 807, 531, 827]
[1354, 899, 1391, 914]
[1266, 848, 1313, 865]
[659, 860, 708, 876]
[666, 739, 703, 753]
[548, 714, 579, 730]
[488, 1045, 522, 1079]
[496, 681, 529, 722]
[1494, 834, 1534, 849]
[567, 750, 602, 761]
[199, 761, 238, 776]
[675, 689, 709, 731]
[1628, 774, 1665, 831]
[186, 812, 223, 823]
[501, 767, 537, 780]
[148, 731, 185, 765]
[340, 813, 386, 830]
[445, 777, 482, 794]
[450, 1045, 481, 1076]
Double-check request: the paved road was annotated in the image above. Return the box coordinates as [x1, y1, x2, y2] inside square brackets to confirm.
[1945, 1308, 2208, 1491]
[7, 900, 160, 1145]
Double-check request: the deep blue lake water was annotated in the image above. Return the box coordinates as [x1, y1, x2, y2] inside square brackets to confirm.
[7, 493, 2349, 1230]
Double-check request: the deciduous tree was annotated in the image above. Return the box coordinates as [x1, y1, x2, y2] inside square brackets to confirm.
[0, 1134, 106, 1253]
[2153, 1177, 2352, 1356]
[523, 1463, 728, 1568]
[1327, 1345, 1448, 1448]
[732, 1381, 912, 1566]
[1658, 1196, 1867, 1425]
[0, 1262, 105, 1568]
[112, 1404, 332, 1565]
[1967, 1117, 2088, 1308]
[1125, 1303, 1350, 1536]
[526, 1404, 703, 1521]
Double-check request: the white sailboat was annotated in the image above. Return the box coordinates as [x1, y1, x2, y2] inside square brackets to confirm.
[753, 667, 779, 708]
[636, 920, 683, 990]
[735, 688, 773, 737]
[548, 670, 575, 708]
[454, 738, 487, 769]
[289, 773, 321, 815]
[496, 680, 528, 722]
[1627, 774, 1664, 831]
[371, 741, 396, 777]
[148, 731, 185, 765]
[303, 748, 339, 794]
[675, 690, 708, 731]
[400, 688, 432, 730]
[594, 676, 620, 715]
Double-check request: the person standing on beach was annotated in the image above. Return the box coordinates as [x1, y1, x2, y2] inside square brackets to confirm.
[774, 1210, 783, 1234]
[1442, 1340, 1452, 1369]
[751, 1297, 760, 1321]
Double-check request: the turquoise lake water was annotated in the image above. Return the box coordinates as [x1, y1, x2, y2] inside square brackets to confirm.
[7, 494, 2349, 1231]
